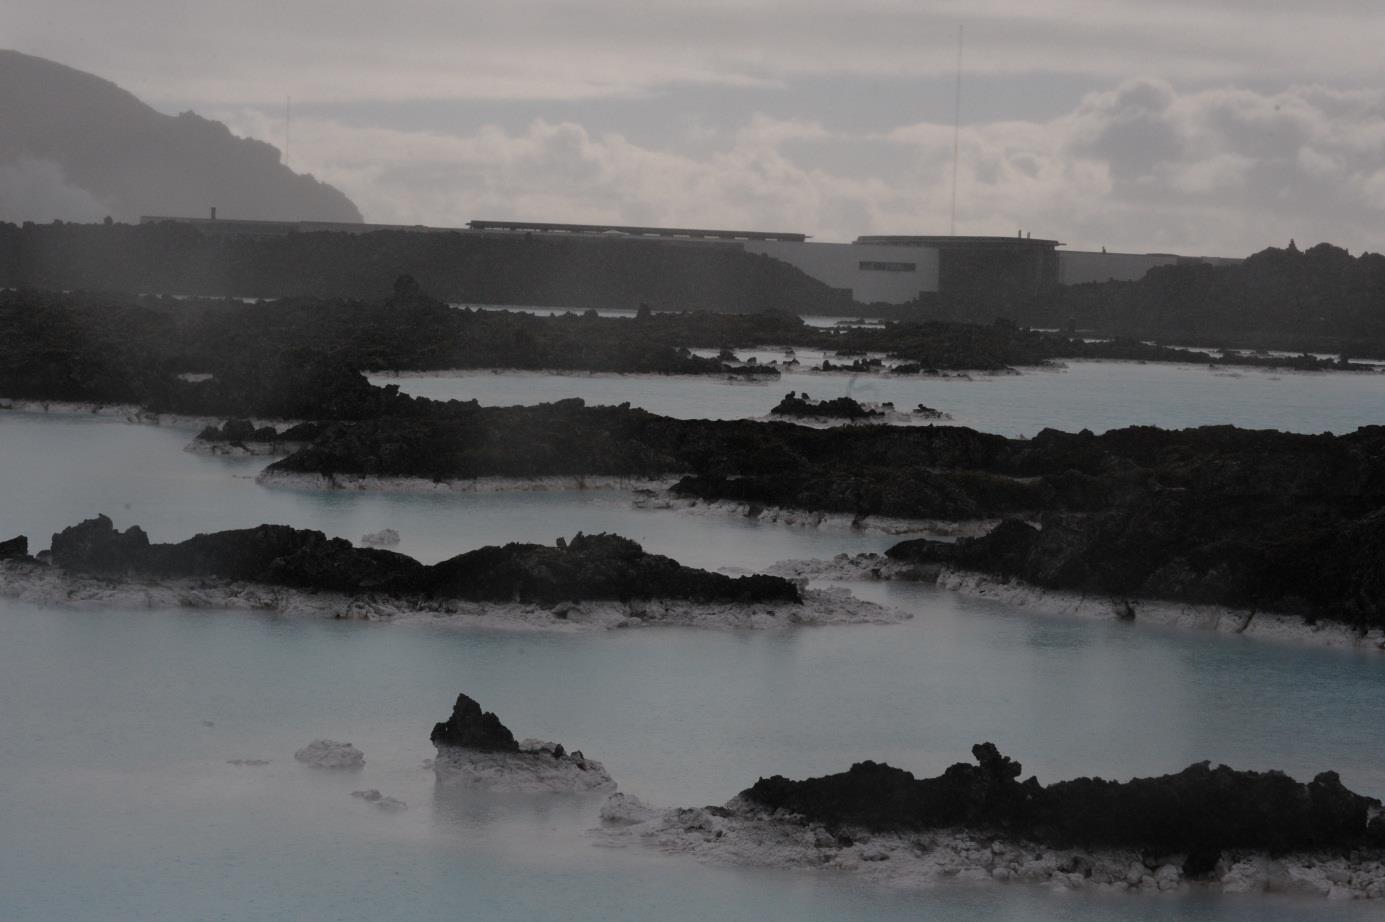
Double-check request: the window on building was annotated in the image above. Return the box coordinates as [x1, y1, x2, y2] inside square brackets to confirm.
[858, 260, 916, 272]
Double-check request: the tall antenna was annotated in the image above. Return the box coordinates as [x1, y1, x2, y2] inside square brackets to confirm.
[949, 25, 964, 236]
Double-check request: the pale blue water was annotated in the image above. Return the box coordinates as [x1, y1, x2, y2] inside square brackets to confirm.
[0, 413, 895, 569]
[374, 360, 1385, 437]
[1, 408, 1383, 920]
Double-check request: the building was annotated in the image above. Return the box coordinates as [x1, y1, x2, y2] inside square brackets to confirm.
[1058, 250, 1244, 285]
[743, 239, 940, 303]
[139, 214, 456, 237]
[139, 213, 1239, 304]
[856, 234, 1062, 300]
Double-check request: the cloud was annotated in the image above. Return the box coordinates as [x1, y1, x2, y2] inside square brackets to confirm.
[212, 80, 1385, 257]
[0, 158, 113, 223]
[9, 1, 1385, 105]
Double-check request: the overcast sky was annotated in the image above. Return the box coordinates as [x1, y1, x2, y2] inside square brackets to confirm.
[9, 0, 1385, 255]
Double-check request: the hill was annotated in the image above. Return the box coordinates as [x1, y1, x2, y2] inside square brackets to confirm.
[0, 50, 361, 224]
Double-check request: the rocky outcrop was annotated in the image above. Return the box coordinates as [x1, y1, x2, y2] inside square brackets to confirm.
[744, 744, 1385, 857]
[430, 693, 616, 793]
[188, 419, 325, 455]
[430, 693, 519, 752]
[771, 392, 882, 421]
[603, 745, 1385, 900]
[44, 515, 798, 605]
[0, 535, 28, 560]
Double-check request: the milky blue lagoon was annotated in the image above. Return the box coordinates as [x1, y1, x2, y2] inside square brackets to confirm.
[374, 359, 1385, 437]
[2, 395, 1383, 920]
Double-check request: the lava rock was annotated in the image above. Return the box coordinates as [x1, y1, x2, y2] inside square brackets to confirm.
[430, 693, 519, 752]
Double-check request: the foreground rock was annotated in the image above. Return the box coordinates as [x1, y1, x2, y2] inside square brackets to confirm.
[294, 739, 365, 769]
[430, 693, 616, 793]
[3, 515, 901, 629]
[601, 744, 1385, 900]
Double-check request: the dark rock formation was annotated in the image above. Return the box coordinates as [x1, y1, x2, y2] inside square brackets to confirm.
[745, 744, 1385, 861]
[50, 514, 153, 578]
[42, 516, 800, 606]
[194, 419, 325, 445]
[0, 535, 28, 560]
[2, 285, 1350, 422]
[430, 693, 519, 752]
[770, 392, 883, 421]
[426, 532, 799, 605]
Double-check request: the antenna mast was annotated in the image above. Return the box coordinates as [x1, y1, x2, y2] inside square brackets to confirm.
[949, 25, 963, 236]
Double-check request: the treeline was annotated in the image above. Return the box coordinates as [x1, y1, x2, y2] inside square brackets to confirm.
[0, 220, 856, 315]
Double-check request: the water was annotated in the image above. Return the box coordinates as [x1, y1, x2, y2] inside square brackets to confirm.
[374, 360, 1385, 437]
[2, 409, 1383, 920]
[2, 584, 1380, 920]
[0, 413, 896, 569]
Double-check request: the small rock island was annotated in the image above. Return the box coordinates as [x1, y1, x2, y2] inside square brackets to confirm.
[431, 693, 616, 793]
[0, 515, 899, 629]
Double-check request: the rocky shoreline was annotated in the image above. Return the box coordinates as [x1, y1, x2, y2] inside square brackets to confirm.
[0, 561, 897, 629]
[935, 569, 1385, 652]
[0, 516, 904, 630]
[257, 469, 681, 495]
[599, 744, 1385, 901]
[601, 796, 1385, 899]
[759, 552, 1385, 652]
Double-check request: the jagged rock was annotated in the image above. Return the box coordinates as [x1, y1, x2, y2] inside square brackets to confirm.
[293, 740, 364, 769]
[0, 535, 28, 560]
[430, 693, 519, 752]
[49, 514, 150, 576]
[744, 744, 1385, 857]
[430, 692, 615, 793]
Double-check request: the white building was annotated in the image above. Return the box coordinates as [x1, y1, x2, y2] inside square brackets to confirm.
[743, 240, 940, 303]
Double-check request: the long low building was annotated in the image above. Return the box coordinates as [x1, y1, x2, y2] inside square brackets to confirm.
[139, 213, 1239, 304]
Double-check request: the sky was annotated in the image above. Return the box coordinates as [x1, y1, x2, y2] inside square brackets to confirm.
[7, 0, 1385, 255]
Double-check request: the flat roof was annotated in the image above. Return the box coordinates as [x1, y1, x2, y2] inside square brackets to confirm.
[139, 216, 454, 234]
[855, 235, 1063, 248]
[469, 219, 807, 243]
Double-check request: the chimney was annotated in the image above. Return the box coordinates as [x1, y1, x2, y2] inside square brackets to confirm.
[210, 206, 217, 221]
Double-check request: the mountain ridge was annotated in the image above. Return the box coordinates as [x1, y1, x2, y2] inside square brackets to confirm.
[0, 50, 361, 224]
